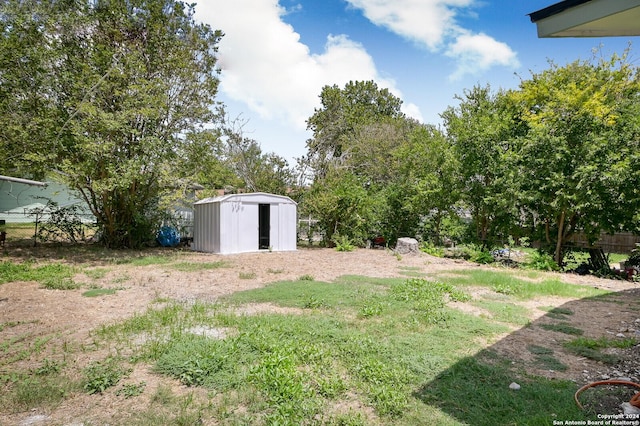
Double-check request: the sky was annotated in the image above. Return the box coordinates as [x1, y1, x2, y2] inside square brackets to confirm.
[194, 0, 637, 163]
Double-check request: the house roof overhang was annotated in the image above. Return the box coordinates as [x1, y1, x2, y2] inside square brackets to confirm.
[529, 0, 640, 38]
[0, 175, 47, 187]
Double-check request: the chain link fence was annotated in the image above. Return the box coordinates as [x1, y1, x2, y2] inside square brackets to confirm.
[1, 209, 97, 247]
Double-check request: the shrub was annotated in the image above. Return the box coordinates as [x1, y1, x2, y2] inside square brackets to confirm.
[471, 250, 494, 264]
[419, 242, 444, 257]
[333, 235, 356, 252]
[83, 358, 130, 394]
[524, 251, 560, 271]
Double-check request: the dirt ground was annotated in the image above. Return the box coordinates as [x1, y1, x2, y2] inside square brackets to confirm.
[1, 246, 639, 424]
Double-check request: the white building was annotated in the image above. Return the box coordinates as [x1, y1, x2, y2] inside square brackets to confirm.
[192, 192, 297, 254]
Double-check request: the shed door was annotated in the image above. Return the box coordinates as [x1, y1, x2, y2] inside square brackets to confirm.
[258, 204, 270, 249]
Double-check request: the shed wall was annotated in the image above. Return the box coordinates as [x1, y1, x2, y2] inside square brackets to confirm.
[193, 193, 297, 254]
[192, 201, 220, 253]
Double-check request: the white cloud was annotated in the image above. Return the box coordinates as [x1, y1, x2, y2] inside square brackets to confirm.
[195, 0, 418, 131]
[446, 32, 520, 80]
[344, 0, 519, 78]
[346, 0, 474, 50]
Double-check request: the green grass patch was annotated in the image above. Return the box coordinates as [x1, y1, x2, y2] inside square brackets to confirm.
[541, 306, 574, 320]
[539, 323, 584, 336]
[121, 255, 176, 266]
[431, 269, 608, 300]
[527, 346, 567, 371]
[0, 261, 77, 289]
[472, 300, 531, 325]
[563, 336, 636, 365]
[397, 266, 426, 277]
[565, 336, 637, 350]
[84, 267, 110, 280]
[82, 288, 117, 297]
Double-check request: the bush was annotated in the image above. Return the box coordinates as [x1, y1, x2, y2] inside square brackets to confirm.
[333, 234, 356, 252]
[419, 242, 444, 257]
[471, 249, 494, 264]
[524, 251, 560, 271]
[626, 244, 640, 267]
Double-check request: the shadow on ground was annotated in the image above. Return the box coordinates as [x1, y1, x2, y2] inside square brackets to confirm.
[415, 286, 640, 425]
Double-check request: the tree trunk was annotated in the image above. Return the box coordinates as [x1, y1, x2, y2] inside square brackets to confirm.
[554, 211, 566, 267]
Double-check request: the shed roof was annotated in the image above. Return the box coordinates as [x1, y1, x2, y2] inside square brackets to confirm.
[194, 192, 297, 206]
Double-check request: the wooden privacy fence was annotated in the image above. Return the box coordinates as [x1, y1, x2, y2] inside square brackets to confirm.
[566, 232, 640, 254]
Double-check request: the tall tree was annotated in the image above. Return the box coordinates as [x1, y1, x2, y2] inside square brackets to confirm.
[1, 0, 224, 247]
[512, 53, 640, 265]
[396, 124, 461, 244]
[305, 80, 405, 176]
[441, 85, 520, 246]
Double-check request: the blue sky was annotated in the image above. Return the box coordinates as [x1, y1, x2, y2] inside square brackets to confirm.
[194, 0, 636, 163]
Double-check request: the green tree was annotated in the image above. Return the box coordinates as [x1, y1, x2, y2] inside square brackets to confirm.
[512, 53, 640, 265]
[442, 85, 520, 246]
[0, 0, 62, 177]
[1, 0, 224, 247]
[305, 80, 405, 176]
[397, 124, 461, 244]
[302, 170, 373, 246]
[224, 131, 294, 195]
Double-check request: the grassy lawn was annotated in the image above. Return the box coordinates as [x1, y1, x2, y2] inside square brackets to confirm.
[78, 278, 614, 423]
[0, 254, 625, 425]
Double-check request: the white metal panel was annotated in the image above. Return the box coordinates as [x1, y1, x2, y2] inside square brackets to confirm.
[269, 204, 279, 250]
[193, 201, 220, 253]
[193, 192, 297, 254]
[239, 202, 259, 252]
[280, 202, 298, 251]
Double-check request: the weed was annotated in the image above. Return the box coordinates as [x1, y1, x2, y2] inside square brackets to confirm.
[127, 255, 175, 267]
[7, 376, 71, 411]
[238, 272, 256, 279]
[0, 261, 76, 288]
[299, 274, 315, 281]
[34, 358, 63, 376]
[544, 306, 574, 319]
[333, 235, 356, 252]
[83, 357, 130, 394]
[524, 251, 560, 271]
[116, 381, 146, 398]
[527, 345, 567, 370]
[303, 295, 327, 309]
[358, 296, 385, 318]
[111, 274, 131, 284]
[564, 346, 620, 364]
[267, 268, 284, 274]
[84, 267, 109, 280]
[420, 242, 444, 257]
[155, 336, 233, 387]
[471, 250, 494, 264]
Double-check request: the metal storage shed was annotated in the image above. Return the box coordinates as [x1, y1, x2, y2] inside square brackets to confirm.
[192, 192, 297, 254]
